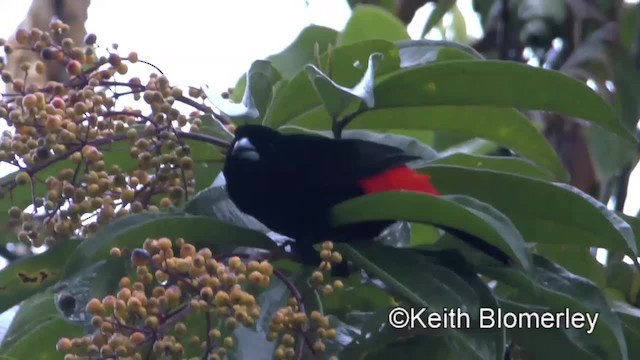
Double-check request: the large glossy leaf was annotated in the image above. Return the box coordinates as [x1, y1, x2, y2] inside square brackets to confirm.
[207, 60, 281, 123]
[265, 25, 338, 80]
[62, 212, 277, 279]
[0, 240, 80, 314]
[430, 153, 556, 181]
[53, 257, 127, 325]
[395, 39, 484, 68]
[266, 40, 400, 128]
[498, 298, 602, 360]
[535, 244, 606, 288]
[619, 213, 640, 258]
[293, 105, 567, 181]
[262, 79, 290, 127]
[321, 273, 395, 319]
[304, 53, 381, 119]
[605, 260, 640, 304]
[337, 5, 410, 46]
[439, 138, 501, 156]
[420, 0, 457, 38]
[374, 61, 636, 142]
[613, 300, 640, 358]
[234, 273, 298, 359]
[336, 243, 505, 360]
[420, 165, 638, 257]
[338, 308, 454, 359]
[349, 328, 453, 360]
[331, 192, 533, 271]
[0, 291, 83, 359]
[197, 114, 235, 142]
[490, 255, 628, 360]
[586, 46, 640, 185]
[230, 25, 338, 102]
[279, 127, 439, 161]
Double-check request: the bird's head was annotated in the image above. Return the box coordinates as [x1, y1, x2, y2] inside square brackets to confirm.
[223, 125, 282, 178]
[228, 125, 281, 160]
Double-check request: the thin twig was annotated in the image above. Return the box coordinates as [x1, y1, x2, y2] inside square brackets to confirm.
[498, 0, 510, 60]
[334, 108, 368, 139]
[174, 95, 230, 125]
[202, 310, 213, 360]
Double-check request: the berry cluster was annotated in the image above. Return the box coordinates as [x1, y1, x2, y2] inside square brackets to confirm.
[0, 20, 229, 247]
[2, 19, 349, 360]
[57, 237, 342, 359]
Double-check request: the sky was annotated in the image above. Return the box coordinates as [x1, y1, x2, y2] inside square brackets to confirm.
[0, 0, 638, 328]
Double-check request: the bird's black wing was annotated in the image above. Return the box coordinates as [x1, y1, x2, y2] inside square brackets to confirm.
[277, 133, 420, 188]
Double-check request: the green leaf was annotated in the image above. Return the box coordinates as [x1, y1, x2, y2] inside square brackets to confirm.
[395, 39, 484, 68]
[51, 257, 127, 328]
[297, 106, 567, 181]
[605, 260, 639, 303]
[346, 0, 396, 13]
[304, 53, 382, 119]
[439, 138, 500, 156]
[374, 61, 636, 142]
[337, 5, 410, 46]
[266, 40, 400, 128]
[497, 298, 602, 360]
[198, 114, 235, 142]
[0, 291, 83, 359]
[421, 166, 638, 257]
[430, 153, 556, 181]
[613, 300, 640, 358]
[230, 25, 338, 102]
[234, 274, 296, 359]
[331, 192, 533, 271]
[2, 290, 54, 349]
[421, 0, 457, 38]
[62, 212, 277, 279]
[193, 160, 224, 194]
[264, 26, 338, 80]
[0, 240, 80, 314]
[586, 46, 640, 184]
[535, 244, 606, 288]
[339, 308, 453, 359]
[619, 213, 640, 259]
[185, 181, 273, 235]
[280, 127, 438, 160]
[531, 255, 628, 359]
[449, 3, 468, 43]
[485, 255, 628, 360]
[586, 126, 638, 185]
[337, 244, 505, 360]
[206, 60, 281, 123]
[322, 274, 395, 319]
[262, 80, 290, 127]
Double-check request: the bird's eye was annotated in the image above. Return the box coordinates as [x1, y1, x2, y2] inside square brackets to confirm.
[231, 137, 260, 161]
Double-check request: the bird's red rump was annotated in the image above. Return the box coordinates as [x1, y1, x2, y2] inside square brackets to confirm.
[357, 165, 439, 195]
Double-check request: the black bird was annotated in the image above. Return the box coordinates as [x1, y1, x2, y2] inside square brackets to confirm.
[223, 125, 510, 267]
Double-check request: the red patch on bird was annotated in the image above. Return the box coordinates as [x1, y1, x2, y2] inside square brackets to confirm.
[357, 165, 439, 195]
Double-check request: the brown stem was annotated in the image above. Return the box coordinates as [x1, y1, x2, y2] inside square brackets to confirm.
[175, 95, 230, 125]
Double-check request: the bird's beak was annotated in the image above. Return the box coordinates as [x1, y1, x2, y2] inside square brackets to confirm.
[231, 137, 260, 161]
